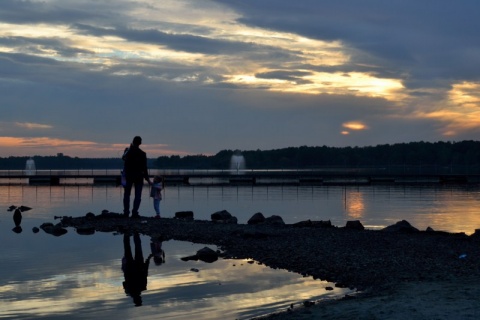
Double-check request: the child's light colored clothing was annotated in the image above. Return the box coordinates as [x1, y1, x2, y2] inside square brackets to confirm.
[150, 182, 162, 216]
[151, 183, 162, 200]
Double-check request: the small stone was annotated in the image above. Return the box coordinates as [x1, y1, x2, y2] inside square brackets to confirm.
[303, 301, 315, 307]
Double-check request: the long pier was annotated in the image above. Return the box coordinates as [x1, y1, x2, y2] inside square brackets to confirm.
[1, 168, 480, 186]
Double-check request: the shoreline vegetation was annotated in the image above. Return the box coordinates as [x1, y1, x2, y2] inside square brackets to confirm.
[47, 210, 480, 319]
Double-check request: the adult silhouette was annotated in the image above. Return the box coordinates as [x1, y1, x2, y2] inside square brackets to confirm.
[122, 136, 152, 218]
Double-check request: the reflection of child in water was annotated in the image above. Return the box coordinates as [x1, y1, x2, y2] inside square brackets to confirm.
[150, 176, 163, 218]
[150, 237, 165, 266]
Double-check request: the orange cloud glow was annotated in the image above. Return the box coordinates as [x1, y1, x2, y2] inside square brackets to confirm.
[342, 121, 368, 130]
[413, 81, 480, 136]
[0, 137, 189, 158]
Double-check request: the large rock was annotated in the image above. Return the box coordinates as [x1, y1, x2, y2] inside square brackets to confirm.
[211, 210, 237, 224]
[175, 211, 194, 220]
[248, 212, 266, 225]
[265, 215, 285, 225]
[85, 212, 96, 219]
[345, 220, 364, 230]
[196, 247, 219, 263]
[181, 247, 218, 263]
[382, 220, 419, 233]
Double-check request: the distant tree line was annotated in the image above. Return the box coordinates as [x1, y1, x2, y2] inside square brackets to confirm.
[155, 141, 480, 169]
[1, 141, 480, 170]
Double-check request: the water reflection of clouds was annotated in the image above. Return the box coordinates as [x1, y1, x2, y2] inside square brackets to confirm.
[145, 259, 349, 319]
[0, 257, 344, 319]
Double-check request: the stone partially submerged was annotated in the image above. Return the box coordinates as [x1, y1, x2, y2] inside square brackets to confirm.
[40, 222, 68, 237]
[181, 247, 219, 263]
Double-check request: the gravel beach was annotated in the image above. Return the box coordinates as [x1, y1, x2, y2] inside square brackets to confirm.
[54, 213, 480, 319]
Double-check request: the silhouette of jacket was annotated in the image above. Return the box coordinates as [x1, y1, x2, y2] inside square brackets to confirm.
[123, 145, 149, 181]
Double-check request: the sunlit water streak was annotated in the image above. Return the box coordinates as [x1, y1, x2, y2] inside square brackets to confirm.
[1, 184, 480, 319]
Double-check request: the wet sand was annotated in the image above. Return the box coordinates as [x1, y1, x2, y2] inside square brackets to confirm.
[257, 278, 480, 319]
[56, 213, 480, 319]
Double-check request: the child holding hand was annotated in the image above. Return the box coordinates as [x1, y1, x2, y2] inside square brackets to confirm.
[150, 176, 163, 218]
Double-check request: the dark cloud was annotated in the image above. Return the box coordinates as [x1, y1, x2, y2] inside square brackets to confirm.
[72, 23, 301, 58]
[0, 0, 113, 24]
[0, 36, 93, 57]
[215, 0, 480, 88]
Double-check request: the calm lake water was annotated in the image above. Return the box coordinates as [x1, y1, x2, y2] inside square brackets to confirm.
[1, 183, 480, 319]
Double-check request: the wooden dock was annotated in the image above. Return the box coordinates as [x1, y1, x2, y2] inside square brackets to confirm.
[1, 169, 479, 186]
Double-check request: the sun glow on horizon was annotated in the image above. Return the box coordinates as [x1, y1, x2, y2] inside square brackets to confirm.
[0, 136, 187, 158]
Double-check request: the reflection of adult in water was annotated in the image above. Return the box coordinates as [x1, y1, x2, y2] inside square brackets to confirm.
[122, 233, 152, 306]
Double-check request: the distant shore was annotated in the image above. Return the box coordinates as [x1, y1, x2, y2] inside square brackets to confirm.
[56, 213, 480, 319]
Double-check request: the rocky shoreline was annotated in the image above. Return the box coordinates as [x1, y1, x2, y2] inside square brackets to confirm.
[51, 210, 480, 318]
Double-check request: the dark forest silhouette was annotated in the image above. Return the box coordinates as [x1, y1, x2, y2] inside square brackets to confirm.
[1, 140, 480, 170]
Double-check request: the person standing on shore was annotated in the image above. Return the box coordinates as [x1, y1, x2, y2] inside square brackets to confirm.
[122, 136, 152, 218]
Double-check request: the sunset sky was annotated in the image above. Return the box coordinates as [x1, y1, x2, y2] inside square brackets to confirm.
[1, 0, 480, 158]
